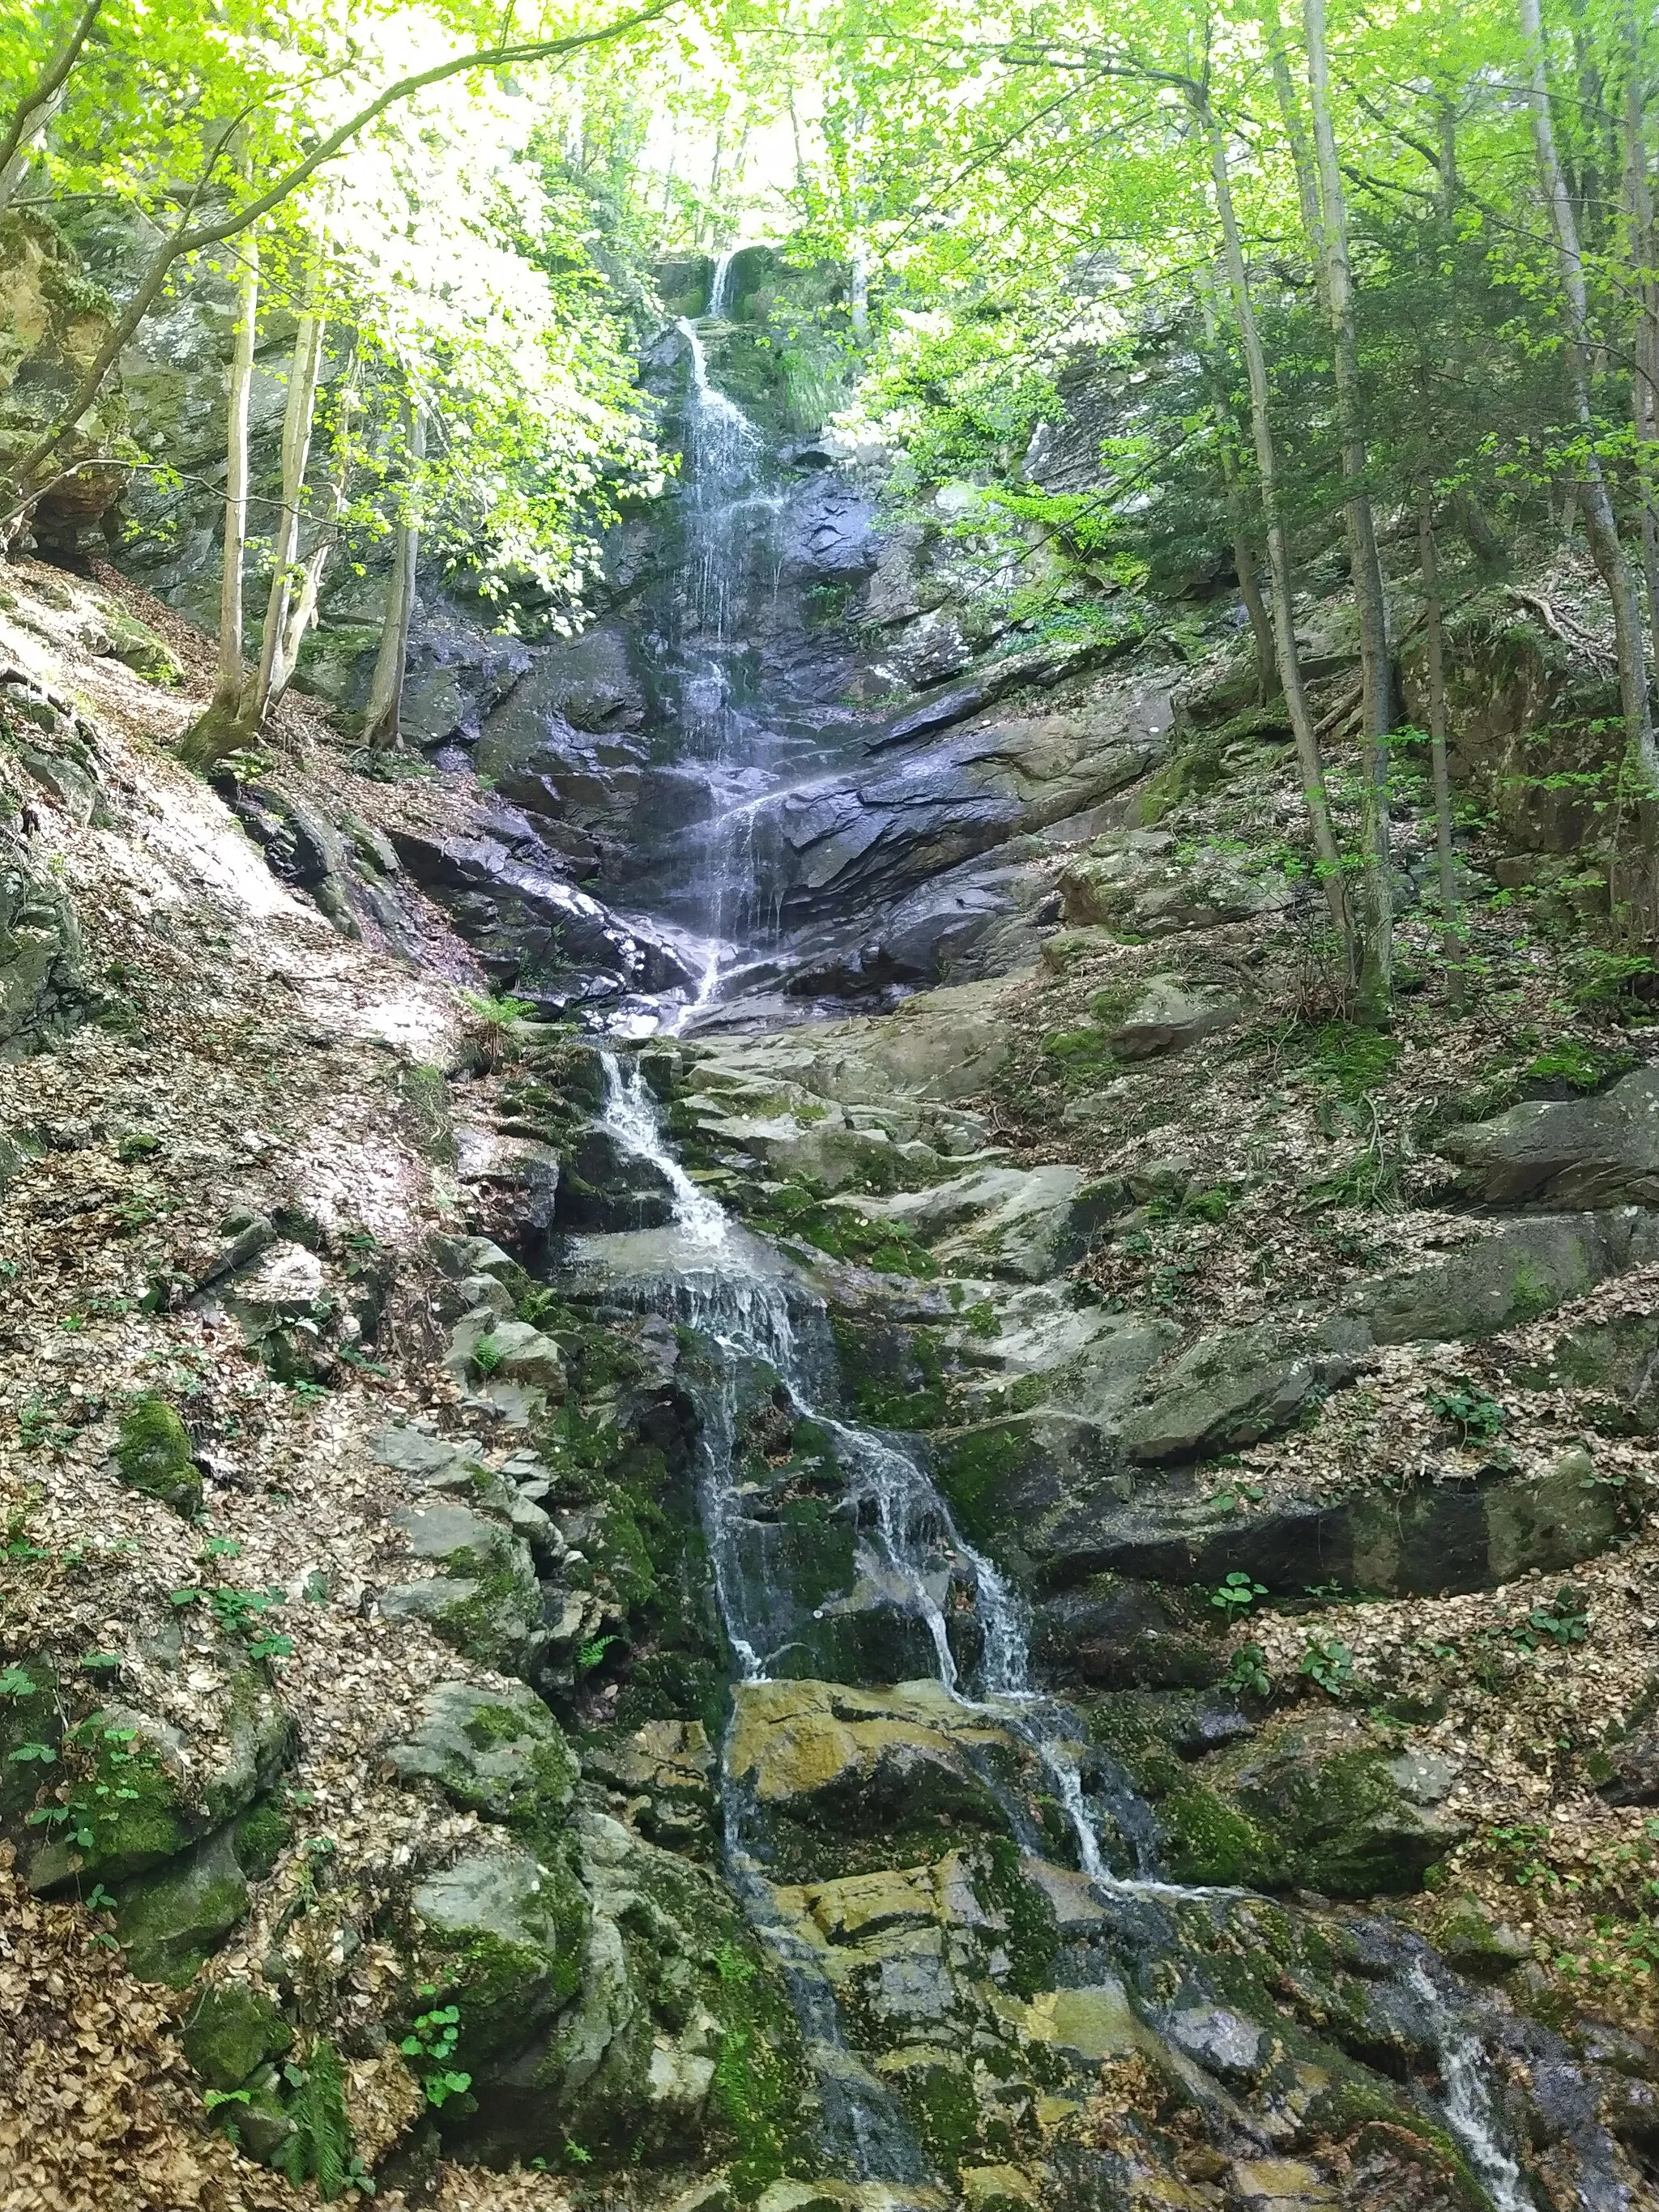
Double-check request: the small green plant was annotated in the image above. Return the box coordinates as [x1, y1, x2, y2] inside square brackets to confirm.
[288, 1378, 330, 1407]
[471, 1331, 505, 1377]
[1222, 1643, 1270, 1697]
[1563, 948, 1656, 1012]
[457, 988, 535, 1068]
[399, 1988, 472, 2110]
[0, 1665, 38, 1697]
[576, 1632, 620, 1676]
[1210, 1570, 1267, 1614]
[1299, 1635, 1354, 1696]
[275, 2041, 373, 2197]
[1519, 1586, 1589, 1648]
[564, 2138, 593, 2167]
[1426, 1380, 1505, 1443]
[1206, 1481, 1264, 1515]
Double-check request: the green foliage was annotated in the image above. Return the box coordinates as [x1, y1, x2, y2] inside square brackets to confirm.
[1210, 1571, 1266, 1615]
[1518, 1586, 1589, 1649]
[1523, 1040, 1635, 1091]
[1299, 1637, 1354, 1698]
[1425, 1382, 1505, 1443]
[274, 2041, 371, 2198]
[399, 1988, 473, 2110]
[1222, 1643, 1271, 1698]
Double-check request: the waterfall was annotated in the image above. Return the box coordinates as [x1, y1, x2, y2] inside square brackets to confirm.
[667, 315, 778, 1020]
[1408, 1962, 1535, 2211]
[595, 1053, 1115, 1876]
[709, 245, 739, 316]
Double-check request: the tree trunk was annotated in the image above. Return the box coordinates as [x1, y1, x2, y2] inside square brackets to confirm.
[1198, 262, 1276, 702]
[1418, 482, 1468, 1004]
[0, 0, 104, 216]
[849, 241, 870, 341]
[1518, 0, 1659, 788]
[363, 400, 424, 750]
[176, 235, 258, 767]
[243, 305, 326, 729]
[272, 352, 359, 713]
[1623, 27, 1659, 657]
[1201, 96, 1353, 961]
[1256, 0, 1324, 257]
[1302, 0, 1395, 1013]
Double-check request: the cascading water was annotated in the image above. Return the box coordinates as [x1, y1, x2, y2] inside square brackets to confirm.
[595, 1053, 1137, 1873]
[588, 1052, 1549, 2198]
[578, 275, 1553, 2200]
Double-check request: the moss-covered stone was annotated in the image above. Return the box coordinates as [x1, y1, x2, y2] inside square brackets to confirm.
[1155, 1783, 1286, 1890]
[386, 1680, 578, 1862]
[113, 1395, 202, 1517]
[407, 1843, 591, 2069]
[181, 1980, 292, 2090]
[115, 1826, 249, 1984]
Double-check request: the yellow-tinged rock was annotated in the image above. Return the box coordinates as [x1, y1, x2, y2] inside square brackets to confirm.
[960, 2164, 1039, 2212]
[726, 1678, 1018, 1818]
[1024, 1979, 1145, 2061]
[1227, 2158, 1339, 2206]
[802, 1865, 941, 1943]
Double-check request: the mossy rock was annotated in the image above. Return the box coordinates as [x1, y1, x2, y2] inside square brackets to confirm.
[407, 1843, 591, 2070]
[104, 611, 183, 685]
[1156, 1782, 1286, 1889]
[115, 1826, 249, 1984]
[0, 1658, 62, 1829]
[113, 1395, 202, 1517]
[386, 1680, 578, 1861]
[181, 1980, 292, 2090]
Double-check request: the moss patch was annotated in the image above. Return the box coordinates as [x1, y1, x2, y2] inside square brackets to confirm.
[113, 1396, 202, 1518]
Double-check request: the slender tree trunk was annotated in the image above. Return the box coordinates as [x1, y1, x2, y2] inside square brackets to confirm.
[849, 241, 870, 341]
[0, 0, 103, 216]
[1623, 30, 1659, 657]
[364, 400, 424, 750]
[1256, 0, 1324, 254]
[243, 304, 326, 728]
[1519, 0, 1659, 788]
[1303, 0, 1395, 1012]
[177, 234, 258, 765]
[1201, 97, 1352, 961]
[1418, 481, 1468, 1004]
[272, 352, 358, 711]
[1198, 262, 1276, 701]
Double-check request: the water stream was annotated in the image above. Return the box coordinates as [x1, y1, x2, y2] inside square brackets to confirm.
[582, 317, 1546, 2204]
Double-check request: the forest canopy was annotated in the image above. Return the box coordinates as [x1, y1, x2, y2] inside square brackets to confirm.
[3, 0, 1658, 985]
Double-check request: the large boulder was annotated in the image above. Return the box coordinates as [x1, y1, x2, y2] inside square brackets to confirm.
[1439, 1067, 1659, 1208]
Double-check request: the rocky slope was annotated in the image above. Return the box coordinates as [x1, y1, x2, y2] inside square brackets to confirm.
[4, 247, 1659, 2212]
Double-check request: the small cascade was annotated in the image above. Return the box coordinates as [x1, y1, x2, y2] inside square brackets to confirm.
[708, 245, 739, 317]
[595, 1054, 1119, 1873]
[1409, 1961, 1535, 2211]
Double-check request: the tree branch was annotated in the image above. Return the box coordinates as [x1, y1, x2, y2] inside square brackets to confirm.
[3, 2, 672, 508]
[0, 0, 104, 211]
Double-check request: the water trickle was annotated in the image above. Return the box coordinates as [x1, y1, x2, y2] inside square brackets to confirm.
[595, 1052, 1115, 1872]
[708, 246, 739, 318]
[1409, 1961, 1535, 2211]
